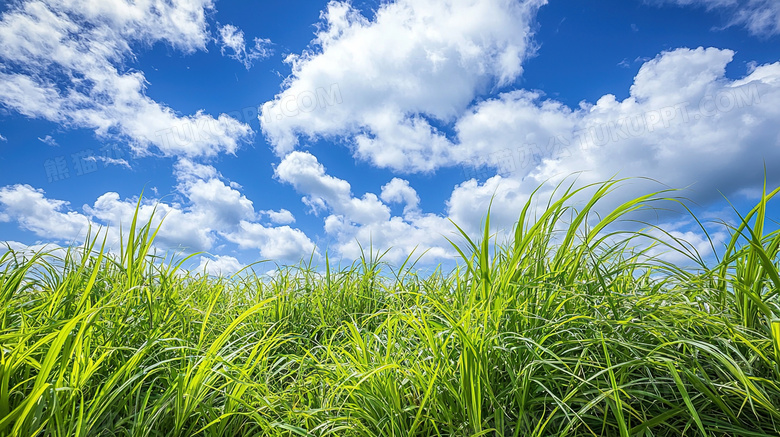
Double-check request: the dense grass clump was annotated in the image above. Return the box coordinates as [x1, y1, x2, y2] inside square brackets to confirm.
[1, 180, 780, 436]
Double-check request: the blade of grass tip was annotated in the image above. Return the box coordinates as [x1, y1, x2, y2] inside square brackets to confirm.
[198, 283, 226, 348]
[164, 250, 203, 278]
[733, 178, 780, 297]
[665, 197, 721, 264]
[514, 183, 545, 244]
[75, 233, 107, 313]
[446, 218, 480, 276]
[125, 191, 143, 271]
[479, 200, 494, 299]
[717, 185, 780, 289]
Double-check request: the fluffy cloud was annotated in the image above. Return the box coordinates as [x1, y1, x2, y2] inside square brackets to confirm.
[224, 222, 318, 261]
[381, 178, 420, 215]
[0, 0, 252, 157]
[275, 151, 456, 263]
[272, 47, 780, 263]
[0, 184, 91, 241]
[218, 24, 273, 69]
[654, 0, 780, 36]
[260, 0, 546, 171]
[1, 160, 317, 261]
[196, 255, 244, 276]
[275, 151, 391, 225]
[263, 209, 296, 225]
[444, 47, 780, 234]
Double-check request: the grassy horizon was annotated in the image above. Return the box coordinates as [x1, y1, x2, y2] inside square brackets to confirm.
[1, 180, 779, 436]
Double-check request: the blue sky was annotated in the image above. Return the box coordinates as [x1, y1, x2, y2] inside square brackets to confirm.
[1, 0, 779, 275]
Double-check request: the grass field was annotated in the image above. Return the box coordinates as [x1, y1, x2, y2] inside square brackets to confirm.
[1, 180, 779, 436]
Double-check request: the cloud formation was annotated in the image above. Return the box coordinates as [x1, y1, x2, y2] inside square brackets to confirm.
[653, 0, 780, 36]
[218, 24, 274, 69]
[0, 0, 252, 157]
[260, 0, 547, 171]
[448, 47, 780, 233]
[275, 151, 456, 263]
[268, 47, 779, 263]
[0, 160, 317, 262]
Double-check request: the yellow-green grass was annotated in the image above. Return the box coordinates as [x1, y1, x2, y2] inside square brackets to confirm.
[1, 180, 779, 436]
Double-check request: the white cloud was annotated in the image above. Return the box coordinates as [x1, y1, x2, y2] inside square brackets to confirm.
[92, 155, 132, 169]
[0, 184, 91, 241]
[380, 178, 420, 214]
[197, 254, 244, 276]
[2, 159, 317, 261]
[275, 151, 457, 264]
[445, 47, 780, 234]
[453, 89, 577, 173]
[218, 24, 273, 69]
[0, 0, 252, 158]
[270, 47, 780, 260]
[179, 177, 256, 230]
[263, 208, 296, 225]
[0, 133, 7, 142]
[654, 0, 780, 36]
[225, 222, 317, 261]
[445, 175, 530, 237]
[275, 151, 391, 225]
[260, 0, 546, 172]
[37, 135, 58, 146]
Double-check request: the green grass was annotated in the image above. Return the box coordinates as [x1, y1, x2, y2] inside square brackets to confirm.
[1, 180, 779, 436]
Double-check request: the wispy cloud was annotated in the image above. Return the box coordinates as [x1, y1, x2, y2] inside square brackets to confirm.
[37, 135, 58, 146]
[653, 0, 780, 36]
[218, 24, 274, 69]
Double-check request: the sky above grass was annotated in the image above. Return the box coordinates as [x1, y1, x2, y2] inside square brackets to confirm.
[0, 0, 779, 275]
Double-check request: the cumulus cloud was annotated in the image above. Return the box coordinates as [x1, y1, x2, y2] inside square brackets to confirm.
[275, 151, 391, 225]
[263, 209, 296, 225]
[380, 178, 420, 215]
[440, 47, 780, 238]
[270, 47, 779, 264]
[1, 159, 317, 261]
[653, 0, 780, 36]
[197, 255, 244, 276]
[224, 221, 318, 261]
[218, 24, 274, 69]
[0, 0, 252, 158]
[275, 151, 456, 263]
[260, 0, 546, 171]
[0, 184, 91, 241]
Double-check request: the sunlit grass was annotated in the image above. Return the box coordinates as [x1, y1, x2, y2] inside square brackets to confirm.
[1, 180, 779, 436]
